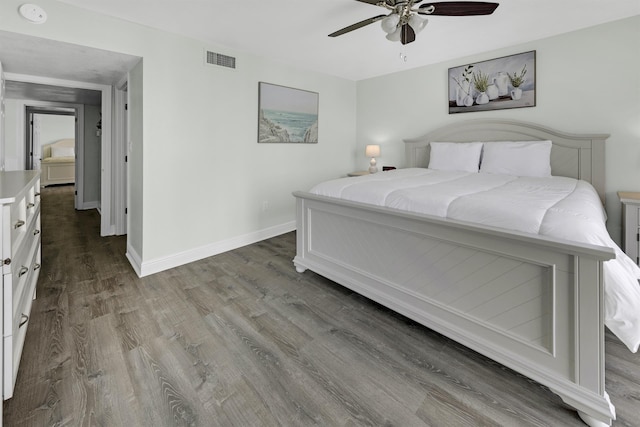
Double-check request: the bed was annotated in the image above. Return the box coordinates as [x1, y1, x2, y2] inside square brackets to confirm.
[40, 138, 75, 187]
[293, 119, 640, 427]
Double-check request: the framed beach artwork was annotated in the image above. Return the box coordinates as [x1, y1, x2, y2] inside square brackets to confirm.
[258, 82, 319, 143]
[448, 50, 536, 114]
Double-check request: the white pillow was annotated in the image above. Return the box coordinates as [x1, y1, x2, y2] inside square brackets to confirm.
[480, 141, 552, 177]
[428, 142, 483, 173]
[51, 146, 75, 158]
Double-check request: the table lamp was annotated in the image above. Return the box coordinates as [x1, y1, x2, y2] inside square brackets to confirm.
[365, 145, 381, 173]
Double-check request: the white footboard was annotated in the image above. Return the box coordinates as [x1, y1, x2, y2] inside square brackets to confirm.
[293, 192, 616, 426]
[41, 160, 75, 187]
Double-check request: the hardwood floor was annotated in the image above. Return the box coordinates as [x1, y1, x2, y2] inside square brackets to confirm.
[4, 185, 640, 426]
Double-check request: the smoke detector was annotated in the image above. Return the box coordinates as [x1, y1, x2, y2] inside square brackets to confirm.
[18, 4, 47, 24]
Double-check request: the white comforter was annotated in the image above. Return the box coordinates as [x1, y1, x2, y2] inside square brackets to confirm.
[310, 168, 640, 352]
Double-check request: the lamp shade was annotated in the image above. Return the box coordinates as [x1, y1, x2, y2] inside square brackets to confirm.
[408, 15, 427, 33]
[365, 145, 381, 157]
[381, 14, 400, 34]
[386, 28, 401, 42]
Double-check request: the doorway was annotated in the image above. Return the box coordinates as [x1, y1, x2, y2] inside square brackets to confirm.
[22, 103, 92, 212]
[25, 107, 75, 171]
[5, 77, 119, 236]
[0, 32, 139, 238]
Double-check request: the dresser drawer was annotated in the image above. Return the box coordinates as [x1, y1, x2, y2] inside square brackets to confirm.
[7, 179, 39, 255]
[9, 193, 27, 250]
[11, 230, 40, 335]
[2, 214, 38, 338]
[3, 288, 32, 399]
[2, 252, 40, 400]
[3, 232, 40, 400]
[11, 286, 34, 389]
[0, 170, 41, 401]
[7, 213, 39, 316]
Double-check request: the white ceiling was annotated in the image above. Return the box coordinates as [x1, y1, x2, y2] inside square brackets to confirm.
[53, 0, 640, 81]
[0, 29, 140, 103]
[0, 30, 140, 85]
[0, 0, 638, 94]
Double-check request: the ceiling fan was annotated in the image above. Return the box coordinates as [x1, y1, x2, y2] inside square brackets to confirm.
[329, 1, 499, 45]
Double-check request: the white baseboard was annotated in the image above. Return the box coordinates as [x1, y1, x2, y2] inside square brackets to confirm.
[80, 201, 100, 210]
[131, 221, 296, 278]
[126, 243, 143, 277]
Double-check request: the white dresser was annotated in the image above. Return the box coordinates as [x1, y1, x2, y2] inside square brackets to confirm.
[0, 171, 41, 407]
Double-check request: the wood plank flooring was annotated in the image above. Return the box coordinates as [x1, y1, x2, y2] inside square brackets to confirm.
[4, 185, 640, 426]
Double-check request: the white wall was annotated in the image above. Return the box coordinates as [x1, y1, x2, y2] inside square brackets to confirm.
[38, 113, 74, 146]
[127, 61, 143, 263]
[3, 98, 20, 170]
[83, 105, 101, 204]
[356, 16, 640, 244]
[0, 0, 357, 274]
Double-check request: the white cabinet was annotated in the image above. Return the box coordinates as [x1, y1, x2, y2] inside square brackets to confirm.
[619, 191, 640, 266]
[0, 171, 41, 404]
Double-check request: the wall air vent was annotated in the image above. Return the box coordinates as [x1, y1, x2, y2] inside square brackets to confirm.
[205, 50, 236, 69]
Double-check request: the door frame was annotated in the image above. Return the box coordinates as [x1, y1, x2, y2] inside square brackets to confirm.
[26, 108, 75, 169]
[7, 72, 115, 236]
[25, 105, 83, 208]
[114, 75, 128, 235]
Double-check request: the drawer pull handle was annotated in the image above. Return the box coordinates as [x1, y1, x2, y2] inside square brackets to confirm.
[27, 202, 35, 209]
[33, 229, 40, 236]
[19, 314, 29, 328]
[18, 266, 29, 277]
[14, 220, 26, 229]
[3, 258, 10, 266]
[35, 192, 41, 197]
[33, 263, 41, 271]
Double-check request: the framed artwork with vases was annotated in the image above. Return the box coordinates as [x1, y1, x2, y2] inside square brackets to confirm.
[448, 50, 536, 114]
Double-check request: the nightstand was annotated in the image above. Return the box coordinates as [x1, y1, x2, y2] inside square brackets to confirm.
[618, 191, 640, 265]
[347, 171, 370, 177]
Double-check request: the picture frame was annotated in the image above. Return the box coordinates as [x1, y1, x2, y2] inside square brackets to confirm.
[258, 82, 319, 143]
[448, 50, 536, 114]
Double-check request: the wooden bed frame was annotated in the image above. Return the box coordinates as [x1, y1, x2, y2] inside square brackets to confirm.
[293, 119, 615, 426]
[40, 139, 75, 187]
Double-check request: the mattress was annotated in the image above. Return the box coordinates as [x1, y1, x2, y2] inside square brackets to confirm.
[310, 168, 640, 352]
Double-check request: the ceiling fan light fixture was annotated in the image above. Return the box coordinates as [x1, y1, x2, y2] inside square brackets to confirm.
[380, 13, 400, 33]
[408, 15, 428, 33]
[386, 27, 402, 42]
[329, 1, 499, 45]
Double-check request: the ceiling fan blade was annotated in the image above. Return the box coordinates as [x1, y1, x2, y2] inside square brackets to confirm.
[329, 15, 387, 37]
[419, 2, 499, 16]
[356, 0, 404, 7]
[400, 24, 416, 45]
[356, 0, 400, 6]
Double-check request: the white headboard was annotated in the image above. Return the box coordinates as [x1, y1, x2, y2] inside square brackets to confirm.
[43, 138, 75, 159]
[404, 119, 608, 204]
